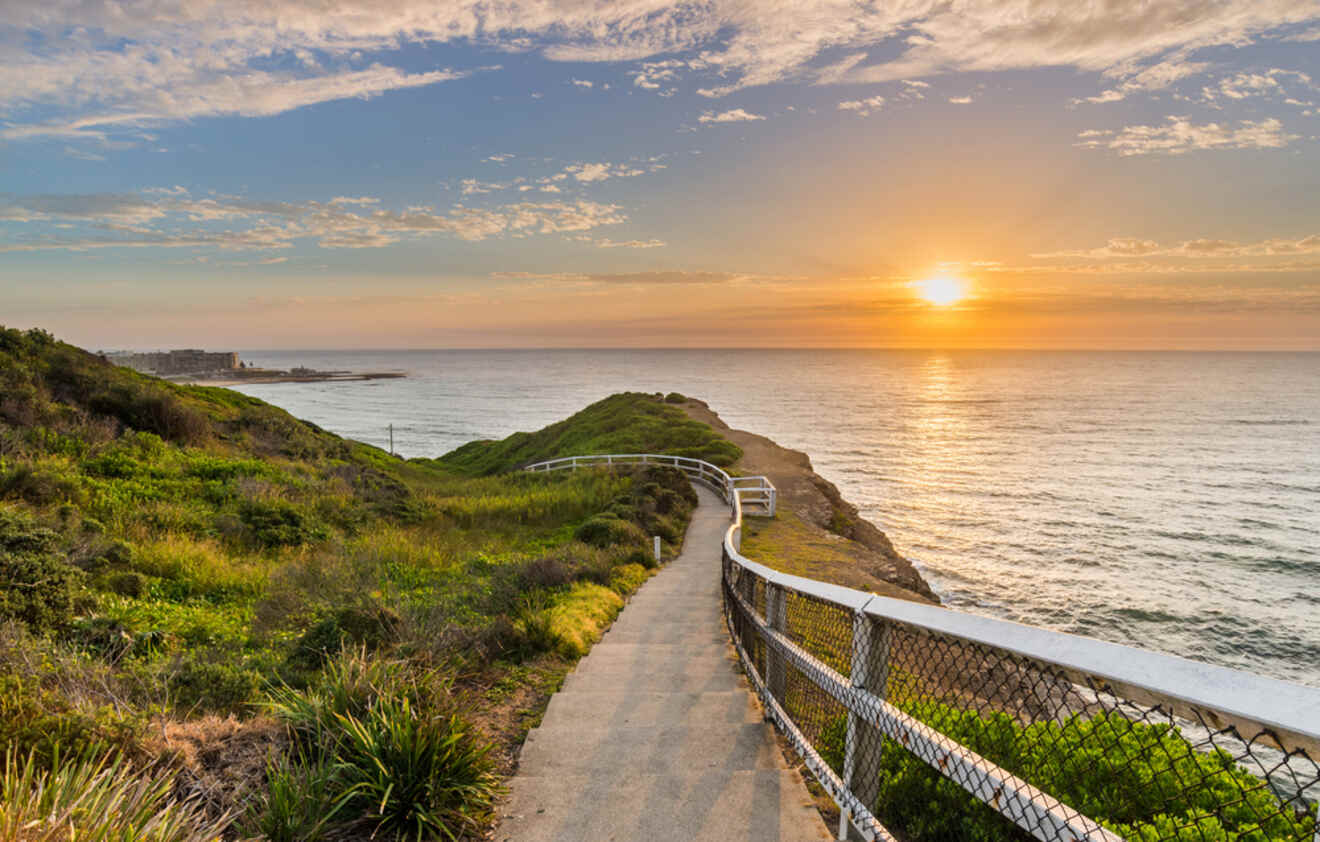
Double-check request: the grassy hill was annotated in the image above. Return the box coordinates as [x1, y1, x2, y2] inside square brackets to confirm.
[435, 390, 741, 475]
[0, 327, 725, 841]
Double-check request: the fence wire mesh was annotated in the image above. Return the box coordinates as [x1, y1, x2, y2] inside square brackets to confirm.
[723, 547, 1320, 842]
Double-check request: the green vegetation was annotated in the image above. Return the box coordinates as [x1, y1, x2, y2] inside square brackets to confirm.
[0, 327, 716, 839]
[815, 688, 1316, 842]
[1, 747, 229, 842]
[434, 391, 741, 475]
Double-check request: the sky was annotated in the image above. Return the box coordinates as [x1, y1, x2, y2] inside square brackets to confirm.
[3, 0, 1320, 350]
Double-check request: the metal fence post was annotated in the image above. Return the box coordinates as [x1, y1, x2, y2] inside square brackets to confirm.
[765, 582, 787, 704]
[841, 612, 890, 838]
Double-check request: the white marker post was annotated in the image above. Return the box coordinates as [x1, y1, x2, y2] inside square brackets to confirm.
[653, 535, 662, 564]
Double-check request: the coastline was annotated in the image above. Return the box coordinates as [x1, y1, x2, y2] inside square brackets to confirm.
[180, 372, 406, 386]
[678, 397, 938, 604]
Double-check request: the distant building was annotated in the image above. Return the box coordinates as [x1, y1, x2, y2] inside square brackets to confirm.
[111, 349, 240, 376]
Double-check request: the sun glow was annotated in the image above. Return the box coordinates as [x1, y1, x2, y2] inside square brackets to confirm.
[915, 277, 967, 307]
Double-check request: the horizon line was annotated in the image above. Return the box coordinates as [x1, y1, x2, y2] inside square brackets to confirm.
[98, 345, 1320, 354]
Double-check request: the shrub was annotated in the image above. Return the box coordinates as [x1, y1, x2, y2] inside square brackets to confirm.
[546, 582, 623, 657]
[0, 510, 84, 632]
[71, 617, 137, 662]
[333, 695, 499, 841]
[100, 539, 134, 565]
[608, 563, 650, 595]
[105, 570, 146, 597]
[0, 622, 144, 765]
[824, 697, 1319, 842]
[664, 392, 686, 403]
[87, 387, 211, 445]
[518, 555, 575, 590]
[131, 535, 261, 600]
[239, 499, 323, 548]
[0, 463, 82, 506]
[267, 652, 499, 841]
[574, 513, 647, 548]
[244, 751, 351, 842]
[290, 604, 402, 669]
[0, 748, 228, 842]
[168, 660, 259, 714]
[512, 596, 561, 658]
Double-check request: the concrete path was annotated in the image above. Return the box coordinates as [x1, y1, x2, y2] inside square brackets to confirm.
[496, 486, 832, 842]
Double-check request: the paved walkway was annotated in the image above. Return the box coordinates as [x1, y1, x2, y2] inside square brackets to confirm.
[497, 486, 832, 842]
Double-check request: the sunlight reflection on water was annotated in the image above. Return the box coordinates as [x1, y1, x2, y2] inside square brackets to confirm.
[231, 349, 1320, 687]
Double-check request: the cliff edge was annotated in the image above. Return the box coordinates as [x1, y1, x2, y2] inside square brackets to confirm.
[678, 397, 938, 604]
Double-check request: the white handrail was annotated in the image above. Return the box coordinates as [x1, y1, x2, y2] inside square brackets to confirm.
[525, 453, 1320, 841]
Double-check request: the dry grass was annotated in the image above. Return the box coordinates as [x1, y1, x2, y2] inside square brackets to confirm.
[740, 511, 929, 602]
[146, 714, 286, 823]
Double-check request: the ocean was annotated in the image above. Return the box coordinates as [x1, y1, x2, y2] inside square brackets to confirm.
[229, 349, 1320, 688]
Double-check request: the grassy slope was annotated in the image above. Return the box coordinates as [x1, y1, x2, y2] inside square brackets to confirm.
[435, 391, 741, 475]
[0, 328, 730, 840]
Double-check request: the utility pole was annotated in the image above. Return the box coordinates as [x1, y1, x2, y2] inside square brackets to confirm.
[389, 424, 394, 456]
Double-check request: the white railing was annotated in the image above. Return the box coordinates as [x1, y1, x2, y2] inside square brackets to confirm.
[526, 454, 1320, 842]
[524, 453, 775, 516]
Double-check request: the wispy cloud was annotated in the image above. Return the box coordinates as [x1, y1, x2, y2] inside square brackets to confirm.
[3, 0, 1317, 143]
[3, 65, 477, 141]
[0, 191, 627, 252]
[1072, 56, 1210, 105]
[1076, 117, 1301, 155]
[838, 95, 885, 115]
[594, 238, 666, 248]
[1200, 68, 1314, 103]
[564, 162, 646, 182]
[698, 108, 765, 123]
[1033, 233, 1320, 259]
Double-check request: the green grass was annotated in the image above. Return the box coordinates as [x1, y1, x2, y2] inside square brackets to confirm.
[1, 747, 229, 842]
[0, 325, 724, 839]
[432, 391, 742, 475]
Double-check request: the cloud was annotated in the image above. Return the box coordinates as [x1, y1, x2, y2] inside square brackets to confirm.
[0, 191, 627, 252]
[1283, 25, 1320, 41]
[563, 162, 647, 182]
[1200, 68, 1314, 103]
[2, 0, 1317, 144]
[631, 60, 685, 92]
[594, 238, 666, 248]
[948, 95, 973, 104]
[1073, 56, 1211, 104]
[698, 108, 765, 123]
[487, 269, 743, 285]
[3, 64, 476, 140]
[838, 95, 886, 115]
[1076, 117, 1301, 155]
[985, 260, 1320, 276]
[840, 2, 1318, 86]
[583, 271, 744, 284]
[570, 78, 594, 88]
[62, 145, 106, 161]
[460, 178, 509, 195]
[1034, 233, 1320, 259]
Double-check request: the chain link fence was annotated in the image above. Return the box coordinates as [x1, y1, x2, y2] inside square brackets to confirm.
[526, 454, 1320, 842]
[723, 545, 1320, 842]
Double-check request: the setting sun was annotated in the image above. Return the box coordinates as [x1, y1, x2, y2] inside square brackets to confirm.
[915, 277, 967, 307]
